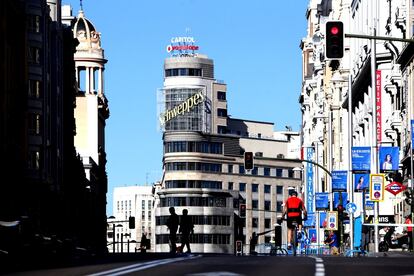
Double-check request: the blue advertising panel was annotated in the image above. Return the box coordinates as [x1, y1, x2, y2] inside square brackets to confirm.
[333, 192, 348, 208]
[379, 147, 399, 172]
[306, 147, 314, 212]
[411, 120, 414, 147]
[352, 147, 371, 171]
[304, 212, 315, 227]
[332, 171, 347, 191]
[315, 192, 329, 210]
[320, 212, 327, 228]
[354, 173, 370, 192]
[308, 228, 317, 243]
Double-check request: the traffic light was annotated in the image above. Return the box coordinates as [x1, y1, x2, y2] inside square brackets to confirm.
[239, 203, 246, 218]
[325, 21, 344, 59]
[244, 152, 254, 170]
[337, 204, 344, 220]
[405, 189, 414, 206]
[129, 216, 135, 229]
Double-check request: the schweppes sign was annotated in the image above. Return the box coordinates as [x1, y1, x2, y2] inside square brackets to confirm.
[160, 91, 205, 125]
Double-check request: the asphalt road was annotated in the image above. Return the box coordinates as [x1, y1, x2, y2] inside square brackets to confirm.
[5, 254, 414, 276]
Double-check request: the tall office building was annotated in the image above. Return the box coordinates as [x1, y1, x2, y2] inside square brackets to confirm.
[155, 38, 302, 253]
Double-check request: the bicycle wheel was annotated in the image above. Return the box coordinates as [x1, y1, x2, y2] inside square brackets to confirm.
[277, 248, 288, 256]
[292, 226, 297, 256]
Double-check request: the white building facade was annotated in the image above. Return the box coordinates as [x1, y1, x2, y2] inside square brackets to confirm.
[300, 0, 413, 250]
[109, 186, 154, 253]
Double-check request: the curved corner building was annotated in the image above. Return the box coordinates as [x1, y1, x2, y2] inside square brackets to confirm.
[155, 51, 302, 254]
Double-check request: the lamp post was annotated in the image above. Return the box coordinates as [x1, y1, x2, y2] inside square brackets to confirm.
[112, 223, 123, 253]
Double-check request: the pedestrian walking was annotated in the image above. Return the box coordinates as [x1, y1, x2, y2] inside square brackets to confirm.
[166, 206, 179, 253]
[179, 209, 194, 253]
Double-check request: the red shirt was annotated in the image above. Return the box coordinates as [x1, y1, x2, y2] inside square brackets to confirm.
[286, 197, 303, 217]
[406, 217, 412, 232]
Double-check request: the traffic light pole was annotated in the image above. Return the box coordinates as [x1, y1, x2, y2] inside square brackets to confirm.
[345, 33, 414, 44]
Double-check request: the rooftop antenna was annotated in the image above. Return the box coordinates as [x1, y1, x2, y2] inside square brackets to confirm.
[80, 0, 83, 11]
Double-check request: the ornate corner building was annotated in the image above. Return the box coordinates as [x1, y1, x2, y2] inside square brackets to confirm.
[154, 40, 302, 253]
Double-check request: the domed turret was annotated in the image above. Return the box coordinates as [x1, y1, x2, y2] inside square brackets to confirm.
[73, 10, 102, 55]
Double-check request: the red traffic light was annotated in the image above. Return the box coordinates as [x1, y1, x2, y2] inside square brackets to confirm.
[337, 205, 344, 212]
[244, 152, 254, 170]
[325, 21, 344, 59]
[330, 26, 339, 35]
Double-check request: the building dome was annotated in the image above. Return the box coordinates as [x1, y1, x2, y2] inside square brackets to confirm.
[73, 10, 102, 52]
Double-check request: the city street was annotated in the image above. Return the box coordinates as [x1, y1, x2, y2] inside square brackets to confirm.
[5, 254, 414, 276]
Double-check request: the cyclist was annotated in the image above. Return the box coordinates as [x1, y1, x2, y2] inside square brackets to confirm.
[282, 190, 307, 249]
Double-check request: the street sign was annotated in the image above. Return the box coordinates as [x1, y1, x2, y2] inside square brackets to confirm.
[385, 181, 406, 196]
[370, 174, 385, 201]
[326, 211, 338, 231]
[346, 202, 357, 213]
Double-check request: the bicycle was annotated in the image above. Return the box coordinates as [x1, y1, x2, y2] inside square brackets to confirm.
[269, 245, 288, 256]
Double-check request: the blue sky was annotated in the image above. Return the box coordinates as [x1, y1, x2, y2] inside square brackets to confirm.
[63, 0, 309, 216]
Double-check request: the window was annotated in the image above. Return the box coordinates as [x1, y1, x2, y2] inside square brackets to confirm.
[148, 200, 152, 209]
[252, 184, 259, 193]
[265, 218, 271, 228]
[239, 165, 245, 174]
[276, 186, 283, 194]
[264, 200, 271, 211]
[217, 108, 227, 117]
[228, 164, 233, 173]
[252, 200, 258, 209]
[27, 15, 40, 33]
[252, 217, 258, 228]
[217, 91, 226, 100]
[276, 201, 283, 212]
[28, 113, 41, 135]
[264, 185, 271, 194]
[142, 200, 145, 209]
[264, 167, 270, 176]
[228, 182, 233, 190]
[142, 211, 145, 220]
[217, 125, 227, 134]
[276, 168, 283, 177]
[28, 150, 40, 170]
[252, 167, 258, 175]
[239, 183, 246, 192]
[28, 47, 40, 64]
[29, 80, 41, 98]
[288, 169, 294, 178]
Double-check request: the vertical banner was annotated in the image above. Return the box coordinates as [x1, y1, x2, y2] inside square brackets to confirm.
[376, 70, 382, 143]
[304, 212, 316, 227]
[411, 120, 414, 146]
[306, 147, 314, 213]
[332, 170, 348, 191]
[315, 193, 329, 210]
[351, 147, 371, 171]
[378, 147, 399, 172]
[354, 173, 370, 191]
[333, 192, 348, 208]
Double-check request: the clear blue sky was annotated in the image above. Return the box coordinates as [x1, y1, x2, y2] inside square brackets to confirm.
[64, 0, 309, 216]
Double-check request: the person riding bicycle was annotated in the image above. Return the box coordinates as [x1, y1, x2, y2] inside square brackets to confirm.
[282, 190, 307, 249]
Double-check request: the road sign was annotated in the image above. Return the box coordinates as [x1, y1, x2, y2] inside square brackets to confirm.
[326, 211, 338, 230]
[370, 174, 385, 201]
[385, 181, 406, 196]
[346, 202, 357, 213]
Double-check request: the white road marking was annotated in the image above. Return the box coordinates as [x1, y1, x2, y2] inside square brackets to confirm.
[308, 256, 325, 276]
[87, 255, 202, 276]
[187, 272, 244, 276]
